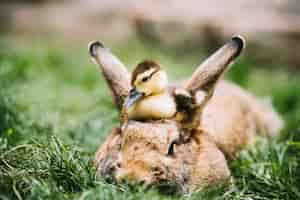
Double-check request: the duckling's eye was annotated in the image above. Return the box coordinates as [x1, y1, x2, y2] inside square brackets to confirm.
[142, 77, 149, 82]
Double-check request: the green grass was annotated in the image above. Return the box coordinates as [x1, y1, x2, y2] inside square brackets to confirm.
[0, 37, 300, 199]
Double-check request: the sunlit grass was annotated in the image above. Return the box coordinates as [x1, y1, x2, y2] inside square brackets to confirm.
[0, 37, 299, 199]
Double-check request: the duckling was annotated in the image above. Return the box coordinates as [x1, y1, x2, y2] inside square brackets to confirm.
[123, 60, 176, 120]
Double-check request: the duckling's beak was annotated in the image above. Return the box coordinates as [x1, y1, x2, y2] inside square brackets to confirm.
[123, 88, 145, 109]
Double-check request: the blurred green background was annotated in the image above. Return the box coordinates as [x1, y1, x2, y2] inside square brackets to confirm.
[0, 1, 300, 199]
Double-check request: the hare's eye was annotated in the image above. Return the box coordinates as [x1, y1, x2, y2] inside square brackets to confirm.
[151, 166, 160, 172]
[167, 141, 176, 156]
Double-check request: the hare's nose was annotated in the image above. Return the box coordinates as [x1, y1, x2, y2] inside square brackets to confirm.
[115, 168, 130, 182]
[115, 169, 152, 185]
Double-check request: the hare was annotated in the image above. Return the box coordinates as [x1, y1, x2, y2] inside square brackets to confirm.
[89, 36, 283, 193]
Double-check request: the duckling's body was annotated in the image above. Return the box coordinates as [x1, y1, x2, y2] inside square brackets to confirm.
[127, 92, 176, 120]
[123, 60, 177, 120]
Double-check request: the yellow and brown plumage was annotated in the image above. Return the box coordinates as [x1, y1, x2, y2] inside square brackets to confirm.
[123, 60, 176, 120]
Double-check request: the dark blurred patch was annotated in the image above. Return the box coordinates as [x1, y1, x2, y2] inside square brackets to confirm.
[134, 17, 224, 53]
[0, 0, 55, 3]
[0, 8, 13, 33]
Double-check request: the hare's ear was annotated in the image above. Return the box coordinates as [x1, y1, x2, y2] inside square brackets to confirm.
[176, 36, 245, 130]
[89, 41, 131, 110]
[184, 36, 245, 97]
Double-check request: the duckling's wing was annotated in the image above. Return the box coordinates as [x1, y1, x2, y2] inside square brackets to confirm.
[173, 88, 195, 113]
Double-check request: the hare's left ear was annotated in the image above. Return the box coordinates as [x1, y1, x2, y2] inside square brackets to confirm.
[89, 41, 131, 110]
[175, 36, 245, 129]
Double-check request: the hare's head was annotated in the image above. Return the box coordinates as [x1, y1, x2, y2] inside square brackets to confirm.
[89, 36, 245, 192]
[114, 121, 181, 185]
[95, 120, 199, 192]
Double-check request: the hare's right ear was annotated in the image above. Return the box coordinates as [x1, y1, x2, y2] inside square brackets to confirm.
[89, 41, 131, 110]
[184, 36, 245, 97]
[176, 36, 245, 129]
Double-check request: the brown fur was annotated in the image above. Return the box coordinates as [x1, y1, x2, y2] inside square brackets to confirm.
[89, 37, 283, 193]
[94, 81, 283, 192]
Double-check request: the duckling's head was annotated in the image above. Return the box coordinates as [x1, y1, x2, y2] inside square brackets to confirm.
[124, 60, 168, 109]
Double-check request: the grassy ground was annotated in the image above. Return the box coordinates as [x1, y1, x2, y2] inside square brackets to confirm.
[0, 36, 300, 199]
